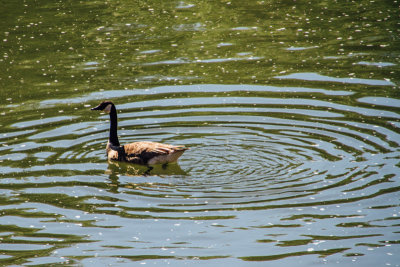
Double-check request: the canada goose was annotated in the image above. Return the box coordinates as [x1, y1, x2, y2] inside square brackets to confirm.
[91, 101, 188, 166]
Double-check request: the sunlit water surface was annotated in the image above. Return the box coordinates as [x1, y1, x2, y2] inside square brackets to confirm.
[0, 0, 399, 266]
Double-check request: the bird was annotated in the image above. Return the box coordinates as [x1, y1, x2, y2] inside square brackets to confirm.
[91, 100, 188, 166]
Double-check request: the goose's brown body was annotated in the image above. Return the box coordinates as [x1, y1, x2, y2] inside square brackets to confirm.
[91, 101, 188, 165]
[106, 140, 187, 165]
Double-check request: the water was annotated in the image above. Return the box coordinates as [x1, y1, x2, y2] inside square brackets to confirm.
[1, 0, 400, 266]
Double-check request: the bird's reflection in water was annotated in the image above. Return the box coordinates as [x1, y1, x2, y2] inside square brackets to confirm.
[105, 161, 188, 191]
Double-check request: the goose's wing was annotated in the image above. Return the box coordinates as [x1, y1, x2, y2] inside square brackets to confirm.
[124, 141, 185, 154]
[123, 141, 187, 164]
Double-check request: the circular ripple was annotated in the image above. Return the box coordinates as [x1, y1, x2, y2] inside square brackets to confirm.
[1, 84, 399, 266]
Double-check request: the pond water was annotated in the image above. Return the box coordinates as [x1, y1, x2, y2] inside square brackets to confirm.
[1, 0, 400, 266]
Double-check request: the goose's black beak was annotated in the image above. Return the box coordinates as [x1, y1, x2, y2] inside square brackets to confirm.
[90, 101, 113, 112]
[91, 104, 103, 111]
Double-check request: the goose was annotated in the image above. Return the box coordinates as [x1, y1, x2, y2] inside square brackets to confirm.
[91, 100, 188, 166]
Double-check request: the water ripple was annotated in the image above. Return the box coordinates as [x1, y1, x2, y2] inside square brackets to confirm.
[1, 84, 399, 265]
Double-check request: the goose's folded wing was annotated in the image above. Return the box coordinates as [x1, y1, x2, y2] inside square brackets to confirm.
[121, 142, 188, 165]
[124, 142, 176, 155]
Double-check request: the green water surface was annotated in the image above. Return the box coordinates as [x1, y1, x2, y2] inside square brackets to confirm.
[0, 0, 399, 266]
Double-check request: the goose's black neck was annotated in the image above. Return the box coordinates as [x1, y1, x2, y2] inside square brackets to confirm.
[109, 104, 120, 147]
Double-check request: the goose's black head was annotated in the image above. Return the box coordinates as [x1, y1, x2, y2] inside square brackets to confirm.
[91, 101, 114, 113]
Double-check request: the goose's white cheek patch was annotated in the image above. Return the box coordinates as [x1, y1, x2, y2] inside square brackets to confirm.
[104, 104, 112, 113]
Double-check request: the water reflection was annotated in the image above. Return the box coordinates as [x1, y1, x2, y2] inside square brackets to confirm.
[1, 0, 400, 266]
[106, 160, 188, 178]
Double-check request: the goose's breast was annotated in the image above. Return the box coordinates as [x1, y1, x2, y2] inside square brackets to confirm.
[107, 149, 119, 161]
